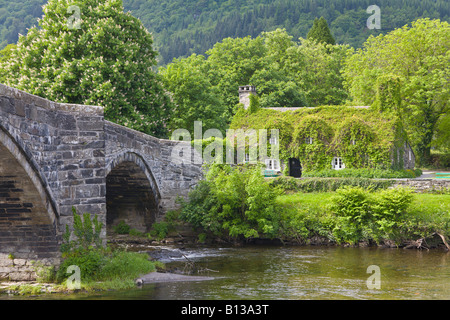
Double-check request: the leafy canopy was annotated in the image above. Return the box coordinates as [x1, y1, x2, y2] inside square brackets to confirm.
[343, 18, 450, 165]
[0, 0, 174, 138]
[161, 28, 349, 132]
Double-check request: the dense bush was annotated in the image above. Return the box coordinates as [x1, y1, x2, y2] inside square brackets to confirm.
[180, 166, 447, 246]
[270, 176, 394, 193]
[330, 186, 414, 244]
[179, 164, 283, 240]
[113, 220, 131, 235]
[56, 208, 156, 287]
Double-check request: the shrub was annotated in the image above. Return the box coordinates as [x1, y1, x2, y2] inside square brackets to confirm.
[113, 220, 131, 234]
[95, 251, 156, 281]
[56, 249, 106, 283]
[57, 209, 156, 288]
[270, 176, 394, 193]
[330, 186, 373, 244]
[371, 187, 414, 241]
[302, 168, 421, 179]
[60, 207, 103, 255]
[330, 186, 414, 244]
[179, 164, 283, 240]
[149, 222, 170, 240]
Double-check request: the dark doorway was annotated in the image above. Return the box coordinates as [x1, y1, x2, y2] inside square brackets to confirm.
[106, 161, 158, 235]
[288, 158, 302, 178]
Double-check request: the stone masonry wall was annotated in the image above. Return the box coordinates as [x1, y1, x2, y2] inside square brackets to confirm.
[105, 121, 203, 220]
[0, 83, 203, 280]
[0, 84, 107, 280]
[391, 178, 450, 192]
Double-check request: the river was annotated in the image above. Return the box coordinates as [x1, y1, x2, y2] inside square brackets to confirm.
[27, 245, 449, 300]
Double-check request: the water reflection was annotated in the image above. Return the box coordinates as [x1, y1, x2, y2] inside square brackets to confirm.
[85, 246, 449, 300]
[3, 246, 449, 300]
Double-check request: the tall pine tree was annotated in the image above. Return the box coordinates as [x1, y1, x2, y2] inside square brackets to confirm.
[307, 17, 336, 45]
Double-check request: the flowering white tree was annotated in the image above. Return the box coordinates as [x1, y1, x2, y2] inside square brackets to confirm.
[0, 0, 173, 138]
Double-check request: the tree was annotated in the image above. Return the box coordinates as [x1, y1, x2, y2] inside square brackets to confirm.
[343, 19, 450, 166]
[0, 43, 16, 82]
[159, 54, 228, 135]
[289, 38, 349, 106]
[160, 28, 349, 127]
[0, 0, 173, 138]
[307, 17, 336, 45]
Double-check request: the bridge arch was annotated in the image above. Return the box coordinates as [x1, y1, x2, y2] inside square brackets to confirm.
[105, 152, 161, 236]
[0, 126, 60, 260]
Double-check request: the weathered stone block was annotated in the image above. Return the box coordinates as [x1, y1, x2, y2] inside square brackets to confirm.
[1, 83, 203, 281]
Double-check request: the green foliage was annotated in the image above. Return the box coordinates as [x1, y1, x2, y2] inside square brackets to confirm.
[302, 168, 422, 179]
[332, 117, 377, 168]
[56, 249, 105, 283]
[230, 105, 406, 171]
[60, 207, 103, 255]
[0, 0, 46, 48]
[343, 18, 450, 166]
[113, 220, 131, 235]
[56, 249, 156, 285]
[248, 94, 260, 114]
[32, 261, 56, 283]
[433, 114, 450, 152]
[291, 115, 333, 171]
[161, 28, 349, 126]
[57, 207, 156, 287]
[307, 17, 335, 45]
[179, 164, 283, 240]
[159, 54, 228, 135]
[429, 151, 450, 169]
[270, 176, 394, 193]
[91, 251, 155, 281]
[125, 0, 450, 65]
[0, 0, 174, 138]
[330, 186, 415, 244]
[2, 0, 449, 66]
[330, 186, 373, 244]
[149, 222, 170, 240]
[373, 74, 402, 113]
[276, 190, 450, 244]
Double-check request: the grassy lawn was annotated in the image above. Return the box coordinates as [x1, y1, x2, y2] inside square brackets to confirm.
[409, 193, 450, 213]
[276, 190, 449, 243]
[277, 191, 450, 212]
[276, 192, 334, 211]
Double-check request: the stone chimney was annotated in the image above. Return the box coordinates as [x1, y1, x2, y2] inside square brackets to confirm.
[238, 85, 256, 110]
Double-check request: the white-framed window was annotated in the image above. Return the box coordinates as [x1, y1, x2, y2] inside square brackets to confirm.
[305, 137, 313, 144]
[332, 157, 345, 170]
[245, 153, 250, 162]
[269, 136, 278, 145]
[265, 159, 280, 171]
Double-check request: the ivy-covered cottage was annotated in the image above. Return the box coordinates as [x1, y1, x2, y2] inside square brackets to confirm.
[230, 86, 415, 177]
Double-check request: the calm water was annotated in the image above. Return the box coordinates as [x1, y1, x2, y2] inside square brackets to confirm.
[4, 245, 450, 300]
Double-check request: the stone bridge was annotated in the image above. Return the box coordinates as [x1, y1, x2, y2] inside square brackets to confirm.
[0, 83, 202, 280]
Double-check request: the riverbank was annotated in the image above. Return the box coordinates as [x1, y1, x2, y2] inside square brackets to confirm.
[2, 244, 448, 300]
[1, 183, 448, 297]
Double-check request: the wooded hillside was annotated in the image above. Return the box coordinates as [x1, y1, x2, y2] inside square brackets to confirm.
[1, 0, 449, 64]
